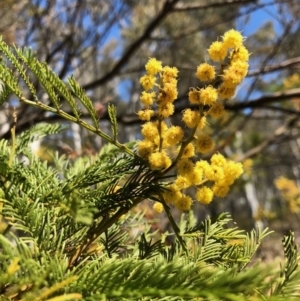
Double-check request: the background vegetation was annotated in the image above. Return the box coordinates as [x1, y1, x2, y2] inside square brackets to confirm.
[1, 0, 300, 255]
[2, 1, 300, 300]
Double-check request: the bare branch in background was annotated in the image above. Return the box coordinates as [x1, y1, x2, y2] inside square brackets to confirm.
[82, 0, 180, 90]
[226, 88, 300, 110]
[237, 115, 300, 161]
[247, 56, 300, 76]
[173, 0, 257, 12]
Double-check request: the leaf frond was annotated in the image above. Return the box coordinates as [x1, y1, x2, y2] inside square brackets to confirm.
[68, 76, 99, 128]
[108, 103, 118, 142]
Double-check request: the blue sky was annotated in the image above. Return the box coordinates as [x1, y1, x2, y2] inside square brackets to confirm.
[239, 0, 282, 36]
[115, 1, 284, 103]
[235, 1, 285, 103]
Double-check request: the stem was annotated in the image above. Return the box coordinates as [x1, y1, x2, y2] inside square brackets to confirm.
[68, 198, 140, 268]
[158, 118, 163, 152]
[8, 108, 17, 167]
[164, 104, 205, 174]
[160, 196, 187, 253]
[20, 97, 135, 158]
[1, 109, 17, 227]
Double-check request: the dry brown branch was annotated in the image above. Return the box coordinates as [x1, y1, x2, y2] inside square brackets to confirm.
[242, 21, 294, 102]
[2, 88, 300, 140]
[237, 115, 299, 161]
[173, 0, 257, 12]
[226, 88, 300, 110]
[82, 0, 180, 90]
[247, 56, 300, 77]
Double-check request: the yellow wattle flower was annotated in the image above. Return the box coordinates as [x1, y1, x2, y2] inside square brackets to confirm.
[196, 186, 213, 205]
[195, 134, 214, 154]
[196, 62, 216, 82]
[208, 41, 227, 62]
[153, 202, 164, 213]
[222, 29, 244, 49]
[137, 29, 248, 211]
[145, 57, 163, 75]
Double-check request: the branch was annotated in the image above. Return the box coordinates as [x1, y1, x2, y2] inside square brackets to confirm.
[225, 88, 300, 110]
[166, 55, 300, 79]
[250, 105, 300, 116]
[148, 0, 286, 42]
[173, 0, 256, 12]
[247, 56, 300, 77]
[2, 88, 300, 140]
[82, 0, 179, 91]
[242, 20, 294, 101]
[237, 115, 299, 161]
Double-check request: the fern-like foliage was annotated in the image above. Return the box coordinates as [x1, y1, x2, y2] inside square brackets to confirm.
[0, 37, 133, 157]
[108, 103, 118, 142]
[1, 211, 300, 301]
[0, 81, 11, 106]
[15, 123, 67, 153]
[1, 38, 300, 301]
[68, 76, 99, 127]
[271, 231, 300, 296]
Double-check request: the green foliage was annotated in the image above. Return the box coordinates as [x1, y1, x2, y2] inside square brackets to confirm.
[108, 103, 118, 142]
[0, 38, 300, 301]
[16, 123, 67, 153]
[0, 82, 11, 106]
[68, 76, 99, 128]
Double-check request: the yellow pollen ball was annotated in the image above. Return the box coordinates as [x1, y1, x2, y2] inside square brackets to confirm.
[195, 160, 214, 180]
[153, 202, 164, 213]
[187, 169, 203, 185]
[223, 161, 244, 182]
[232, 45, 250, 62]
[177, 158, 194, 176]
[145, 58, 163, 75]
[158, 102, 175, 118]
[140, 74, 156, 91]
[274, 177, 299, 204]
[159, 82, 178, 103]
[196, 63, 216, 82]
[197, 116, 207, 130]
[232, 60, 249, 77]
[137, 140, 154, 159]
[175, 175, 191, 189]
[174, 194, 193, 211]
[222, 29, 243, 49]
[211, 153, 226, 167]
[208, 102, 226, 119]
[195, 134, 214, 154]
[148, 151, 172, 170]
[222, 72, 242, 86]
[164, 126, 184, 146]
[200, 86, 218, 106]
[162, 184, 182, 204]
[196, 186, 214, 205]
[163, 66, 179, 79]
[140, 91, 156, 107]
[163, 77, 177, 87]
[141, 122, 159, 142]
[182, 109, 200, 128]
[137, 109, 155, 121]
[223, 61, 249, 85]
[218, 82, 236, 100]
[209, 165, 225, 182]
[188, 89, 201, 105]
[181, 143, 195, 158]
[208, 41, 228, 62]
[213, 184, 230, 198]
